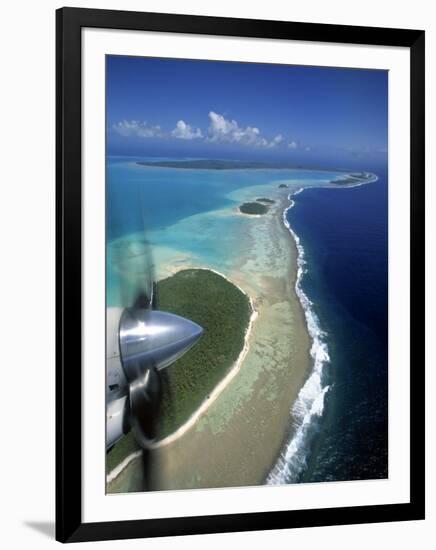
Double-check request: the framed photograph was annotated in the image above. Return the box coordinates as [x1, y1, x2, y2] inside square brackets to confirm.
[56, 7, 425, 543]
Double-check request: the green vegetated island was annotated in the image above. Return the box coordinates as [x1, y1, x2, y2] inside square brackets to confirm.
[107, 268, 252, 472]
[137, 159, 286, 170]
[239, 202, 269, 215]
[136, 159, 353, 172]
[239, 197, 276, 216]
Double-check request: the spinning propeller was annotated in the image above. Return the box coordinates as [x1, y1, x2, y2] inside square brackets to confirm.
[106, 223, 203, 449]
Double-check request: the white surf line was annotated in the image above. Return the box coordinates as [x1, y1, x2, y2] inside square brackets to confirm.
[107, 450, 142, 484]
[107, 268, 258, 483]
[265, 171, 378, 484]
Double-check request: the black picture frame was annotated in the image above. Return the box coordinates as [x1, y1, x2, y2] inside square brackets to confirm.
[56, 7, 425, 543]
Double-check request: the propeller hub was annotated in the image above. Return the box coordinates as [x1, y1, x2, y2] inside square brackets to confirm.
[119, 309, 204, 382]
[118, 308, 204, 447]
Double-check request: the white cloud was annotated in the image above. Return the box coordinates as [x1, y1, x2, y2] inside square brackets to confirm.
[113, 113, 298, 151]
[268, 134, 284, 147]
[113, 120, 165, 138]
[207, 111, 272, 147]
[171, 120, 203, 140]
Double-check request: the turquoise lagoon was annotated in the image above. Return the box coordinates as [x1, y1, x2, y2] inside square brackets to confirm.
[106, 156, 344, 307]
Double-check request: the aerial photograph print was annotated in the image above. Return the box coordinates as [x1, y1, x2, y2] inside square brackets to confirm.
[105, 55, 388, 494]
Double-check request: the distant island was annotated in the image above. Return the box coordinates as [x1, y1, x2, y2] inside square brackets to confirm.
[330, 172, 374, 185]
[278, 183, 288, 189]
[136, 159, 352, 172]
[239, 202, 269, 215]
[137, 159, 276, 170]
[256, 197, 275, 204]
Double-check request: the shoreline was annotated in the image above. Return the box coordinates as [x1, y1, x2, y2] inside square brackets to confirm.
[107, 450, 142, 484]
[266, 174, 378, 484]
[266, 190, 331, 483]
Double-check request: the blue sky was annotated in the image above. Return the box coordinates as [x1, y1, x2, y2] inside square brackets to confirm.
[107, 55, 388, 164]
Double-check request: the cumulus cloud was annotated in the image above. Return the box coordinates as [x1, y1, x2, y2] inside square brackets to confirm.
[113, 120, 165, 138]
[267, 134, 284, 148]
[171, 120, 203, 140]
[113, 113, 299, 150]
[207, 111, 273, 147]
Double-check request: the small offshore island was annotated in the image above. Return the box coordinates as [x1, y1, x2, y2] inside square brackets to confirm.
[239, 202, 269, 215]
[239, 196, 277, 215]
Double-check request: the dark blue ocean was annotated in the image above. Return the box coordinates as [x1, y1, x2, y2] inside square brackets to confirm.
[288, 161, 388, 482]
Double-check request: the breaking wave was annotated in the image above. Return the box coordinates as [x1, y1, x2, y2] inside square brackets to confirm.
[266, 188, 331, 485]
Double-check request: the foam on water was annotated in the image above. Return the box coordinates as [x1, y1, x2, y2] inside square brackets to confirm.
[267, 173, 378, 484]
[266, 188, 331, 485]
